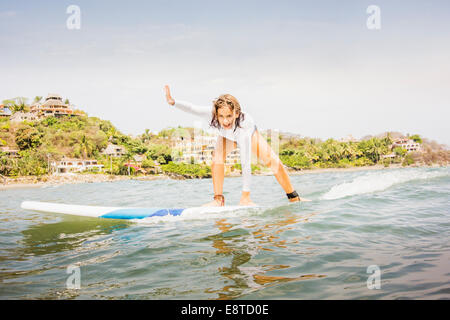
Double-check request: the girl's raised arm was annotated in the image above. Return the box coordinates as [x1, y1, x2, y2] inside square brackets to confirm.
[164, 85, 211, 121]
[164, 85, 175, 105]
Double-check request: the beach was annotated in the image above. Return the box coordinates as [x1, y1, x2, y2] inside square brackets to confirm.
[0, 172, 169, 190]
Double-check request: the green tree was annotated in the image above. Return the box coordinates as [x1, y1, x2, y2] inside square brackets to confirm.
[0, 152, 14, 175]
[410, 134, 422, 144]
[141, 158, 155, 168]
[5, 97, 30, 113]
[146, 143, 172, 164]
[123, 151, 134, 175]
[141, 129, 152, 143]
[42, 116, 58, 127]
[33, 96, 43, 103]
[402, 154, 415, 166]
[357, 138, 384, 163]
[393, 146, 407, 157]
[15, 125, 43, 150]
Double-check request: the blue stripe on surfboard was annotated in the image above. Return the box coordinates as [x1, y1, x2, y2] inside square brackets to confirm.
[100, 208, 185, 219]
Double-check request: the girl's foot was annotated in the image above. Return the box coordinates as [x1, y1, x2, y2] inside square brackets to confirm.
[289, 196, 300, 203]
[201, 195, 225, 207]
[201, 199, 224, 207]
[239, 199, 257, 206]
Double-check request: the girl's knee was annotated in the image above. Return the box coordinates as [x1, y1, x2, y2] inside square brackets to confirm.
[266, 152, 281, 168]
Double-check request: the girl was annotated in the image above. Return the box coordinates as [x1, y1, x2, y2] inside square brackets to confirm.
[164, 85, 308, 207]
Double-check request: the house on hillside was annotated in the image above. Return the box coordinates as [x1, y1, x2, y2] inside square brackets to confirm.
[0, 105, 12, 118]
[381, 153, 396, 159]
[133, 154, 146, 164]
[30, 94, 80, 118]
[50, 157, 104, 174]
[130, 155, 162, 174]
[10, 112, 39, 123]
[102, 143, 127, 157]
[392, 139, 422, 152]
[0, 146, 19, 157]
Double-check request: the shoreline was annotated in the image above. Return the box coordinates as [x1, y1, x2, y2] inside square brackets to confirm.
[0, 173, 170, 190]
[0, 163, 447, 191]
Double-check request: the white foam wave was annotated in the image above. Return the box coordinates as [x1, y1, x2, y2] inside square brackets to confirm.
[321, 169, 448, 200]
[132, 206, 265, 225]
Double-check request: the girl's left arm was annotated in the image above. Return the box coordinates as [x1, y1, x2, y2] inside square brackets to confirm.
[237, 116, 257, 205]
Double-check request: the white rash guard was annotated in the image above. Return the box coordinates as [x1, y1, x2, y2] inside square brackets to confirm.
[173, 99, 257, 192]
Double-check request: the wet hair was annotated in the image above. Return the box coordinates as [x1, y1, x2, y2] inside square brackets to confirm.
[209, 94, 245, 132]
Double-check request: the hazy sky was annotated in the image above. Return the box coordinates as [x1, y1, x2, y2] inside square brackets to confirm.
[1, 0, 449, 145]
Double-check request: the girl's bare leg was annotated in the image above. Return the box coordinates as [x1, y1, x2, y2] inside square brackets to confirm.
[251, 130, 300, 202]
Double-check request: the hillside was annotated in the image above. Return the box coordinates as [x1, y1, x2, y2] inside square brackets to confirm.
[1, 107, 448, 178]
[0, 114, 176, 176]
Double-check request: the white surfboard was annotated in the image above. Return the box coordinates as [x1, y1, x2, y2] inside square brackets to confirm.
[20, 201, 262, 220]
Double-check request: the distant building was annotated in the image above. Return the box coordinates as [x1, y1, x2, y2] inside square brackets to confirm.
[277, 130, 303, 140]
[133, 154, 147, 164]
[124, 155, 162, 174]
[10, 111, 39, 123]
[381, 153, 396, 159]
[30, 94, 80, 118]
[172, 134, 240, 174]
[392, 139, 422, 152]
[0, 146, 19, 157]
[102, 143, 127, 157]
[340, 134, 359, 143]
[50, 157, 104, 174]
[0, 105, 12, 118]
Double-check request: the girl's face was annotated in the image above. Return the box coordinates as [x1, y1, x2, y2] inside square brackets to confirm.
[217, 106, 238, 130]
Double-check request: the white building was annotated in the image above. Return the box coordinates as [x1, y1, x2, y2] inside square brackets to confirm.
[10, 112, 39, 123]
[392, 139, 422, 152]
[0, 146, 19, 157]
[172, 134, 241, 172]
[51, 158, 104, 174]
[0, 105, 12, 118]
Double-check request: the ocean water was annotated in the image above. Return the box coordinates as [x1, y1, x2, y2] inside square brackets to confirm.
[0, 166, 449, 300]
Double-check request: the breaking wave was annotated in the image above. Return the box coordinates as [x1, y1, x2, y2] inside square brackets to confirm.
[321, 168, 449, 200]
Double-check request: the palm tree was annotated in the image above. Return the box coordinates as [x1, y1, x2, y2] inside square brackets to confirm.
[363, 138, 386, 163]
[79, 135, 94, 158]
[123, 150, 134, 175]
[141, 129, 152, 143]
[33, 96, 43, 104]
[12, 97, 29, 112]
[341, 142, 356, 160]
[2, 97, 29, 113]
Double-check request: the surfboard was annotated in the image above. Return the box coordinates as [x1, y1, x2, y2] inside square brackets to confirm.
[20, 201, 261, 220]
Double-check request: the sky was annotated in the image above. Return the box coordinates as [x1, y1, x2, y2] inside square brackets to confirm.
[1, 0, 449, 146]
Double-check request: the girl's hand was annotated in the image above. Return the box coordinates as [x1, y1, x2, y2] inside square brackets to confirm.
[164, 85, 175, 106]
